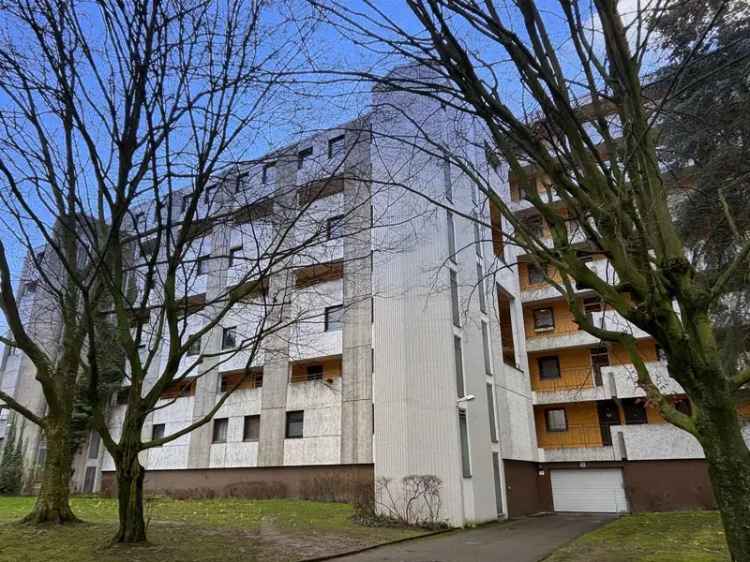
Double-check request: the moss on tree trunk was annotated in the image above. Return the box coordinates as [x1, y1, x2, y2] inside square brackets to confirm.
[694, 394, 750, 562]
[21, 420, 79, 525]
[112, 451, 147, 544]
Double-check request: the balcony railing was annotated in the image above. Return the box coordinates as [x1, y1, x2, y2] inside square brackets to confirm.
[540, 423, 606, 449]
[527, 324, 583, 340]
[533, 366, 598, 393]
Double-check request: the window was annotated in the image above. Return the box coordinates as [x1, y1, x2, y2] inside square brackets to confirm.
[473, 216, 482, 257]
[222, 326, 237, 350]
[24, 281, 38, 295]
[454, 336, 465, 397]
[243, 415, 260, 441]
[622, 398, 648, 425]
[212, 418, 228, 443]
[450, 270, 460, 327]
[523, 215, 545, 239]
[234, 172, 248, 193]
[326, 214, 345, 239]
[88, 433, 101, 459]
[538, 356, 561, 379]
[116, 388, 130, 405]
[262, 162, 276, 184]
[285, 411, 304, 439]
[204, 184, 216, 204]
[545, 408, 567, 432]
[151, 423, 165, 441]
[83, 466, 97, 494]
[447, 211, 456, 261]
[527, 263, 546, 285]
[486, 383, 498, 443]
[481, 321, 492, 374]
[583, 296, 603, 314]
[297, 146, 313, 169]
[306, 364, 323, 381]
[328, 134, 345, 158]
[497, 288, 517, 367]
[197, 255, 210, 276]
[324, 305, 343, 332]
[187, 336, 202, 356]
[228, 246, 242, 267]
[674, 398, 692, 416]
[533, 307, 555, 330]
[477, 263, 487, 313]
[458, 410, 471, 477]
[443, 157, 453, 202]
[590, 346, 610, 379]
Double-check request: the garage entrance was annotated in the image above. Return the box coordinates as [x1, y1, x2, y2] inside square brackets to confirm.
[551, 468, 628, 513]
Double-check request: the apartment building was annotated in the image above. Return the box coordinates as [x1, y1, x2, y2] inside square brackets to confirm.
[506, 138, 750, 513]
[0, 64, 746, 524]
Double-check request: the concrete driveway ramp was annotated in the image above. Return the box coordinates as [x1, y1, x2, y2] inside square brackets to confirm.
[330, 513, 614, 562]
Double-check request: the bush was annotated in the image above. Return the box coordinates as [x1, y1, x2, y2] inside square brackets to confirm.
[0, 420, 25, 495]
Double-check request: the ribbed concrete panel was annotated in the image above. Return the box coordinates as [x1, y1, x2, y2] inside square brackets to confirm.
[341, 123, 374, 464]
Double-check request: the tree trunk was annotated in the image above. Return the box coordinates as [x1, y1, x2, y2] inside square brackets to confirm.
[21, 419, 79, 525]
[696, 394, 750, 562]
[112, 451, 147, 544]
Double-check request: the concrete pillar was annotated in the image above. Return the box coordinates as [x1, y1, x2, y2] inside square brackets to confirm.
[340, 126, 374, 464]
[257, 155, 297, 467]
[187, 191, 232, 468]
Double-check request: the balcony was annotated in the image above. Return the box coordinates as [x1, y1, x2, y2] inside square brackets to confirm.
[520, 259, 619, 303]
[611, 422, 750, 461]
[532, 367, 610, 405]
[601, 361, 683, 400]
[537, 424, 617, 462]
[526, 310, 650, 352]
[541, 420, 750, 463]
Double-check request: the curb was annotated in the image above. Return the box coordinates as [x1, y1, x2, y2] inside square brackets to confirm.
[297, 527, 456, 562]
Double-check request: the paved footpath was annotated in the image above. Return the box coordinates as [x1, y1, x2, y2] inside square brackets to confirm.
[331, 513, 615, 562]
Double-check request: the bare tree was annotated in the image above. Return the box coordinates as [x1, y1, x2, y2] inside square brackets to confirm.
[0, 0, 319, 528]
[315, 0, 750, 558]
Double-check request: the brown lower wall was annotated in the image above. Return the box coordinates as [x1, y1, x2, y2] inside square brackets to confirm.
[536, 459, 716, 513]
[504, 459, 553, 516]
[622, 459, 715, 512]
[100, 464, 374, 503]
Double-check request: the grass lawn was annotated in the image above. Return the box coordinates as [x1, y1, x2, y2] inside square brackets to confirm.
[544, 512, 730, 562]
[0, 496, 426, 562]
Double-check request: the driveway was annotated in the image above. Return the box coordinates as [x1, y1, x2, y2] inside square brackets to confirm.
[329, 513, 615, 562]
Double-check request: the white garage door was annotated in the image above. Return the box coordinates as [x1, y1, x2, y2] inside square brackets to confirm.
[551, 468, 629, 513]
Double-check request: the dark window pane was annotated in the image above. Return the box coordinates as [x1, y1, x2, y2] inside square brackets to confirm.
[286, 411, 304, 439]
[243, 415, 260, 441]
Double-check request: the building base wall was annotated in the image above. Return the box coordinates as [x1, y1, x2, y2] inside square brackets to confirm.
[100, 464, 373, 503]
[535, 459, 716, 513]
[622, 459, 715, 512]
[504, 459, 553, 516]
